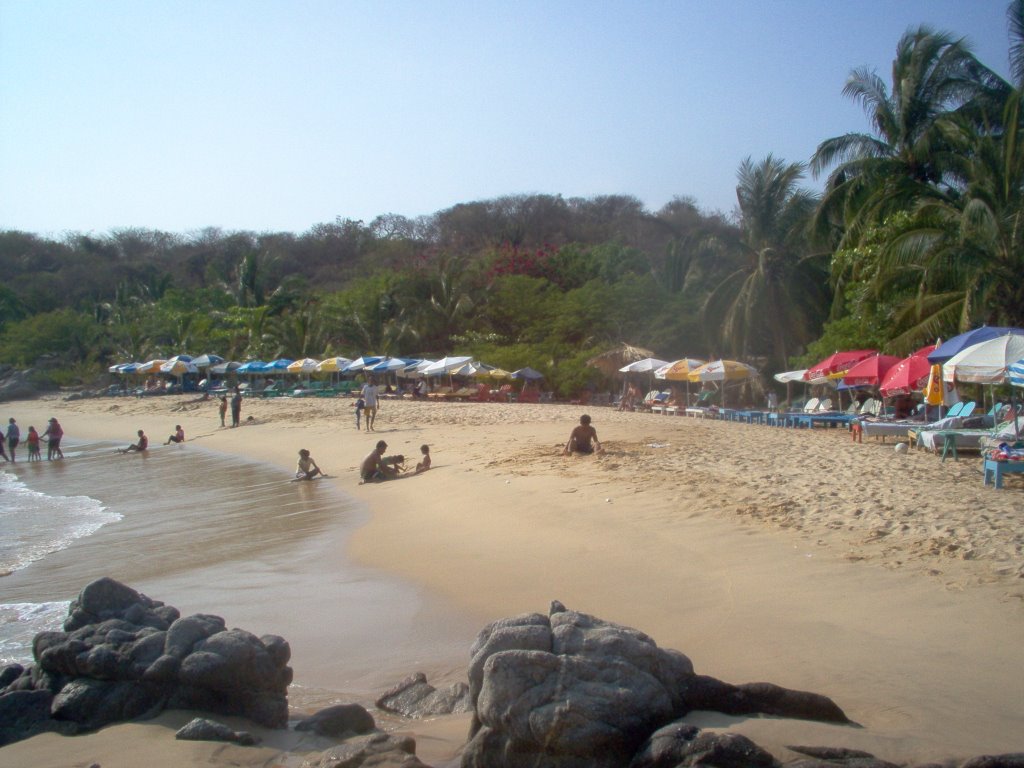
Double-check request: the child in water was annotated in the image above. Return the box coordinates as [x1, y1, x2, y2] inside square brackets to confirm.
[26, 426, 41, 461]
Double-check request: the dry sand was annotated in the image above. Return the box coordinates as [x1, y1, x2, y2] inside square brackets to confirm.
[2, 393, 1023, 767]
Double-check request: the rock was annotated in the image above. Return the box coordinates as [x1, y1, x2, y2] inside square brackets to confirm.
[960, 757, 1024, 768]
[0, 689, 72, 746]
[0, 370, 41, 402]
[787, 746, 877, 760]
[628, 721, 777, 767]
[302, 731, 429, 768]
[375, 672, 471, 717]
[677, 676, 849, 724]
[0, 577, 293, 745]
[175, 717, 258, 745]
[295, 703, 376, 738]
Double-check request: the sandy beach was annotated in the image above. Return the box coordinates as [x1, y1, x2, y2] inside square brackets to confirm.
[2, 393, 1023, 767]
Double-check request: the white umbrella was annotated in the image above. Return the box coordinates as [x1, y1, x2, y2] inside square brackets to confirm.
[618, 358, 670, 374]
[160, 359, 199, 375]
[287, 358, 321, 374]
[422, 356, 473, 376]
[942, 334, 1024, 384]
[773, 369, 808, 383]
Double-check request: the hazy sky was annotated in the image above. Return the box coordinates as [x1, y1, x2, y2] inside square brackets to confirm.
[0, 1, 1014, 236]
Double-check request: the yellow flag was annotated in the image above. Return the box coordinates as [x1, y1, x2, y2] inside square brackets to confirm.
[924, 363, 943, 405]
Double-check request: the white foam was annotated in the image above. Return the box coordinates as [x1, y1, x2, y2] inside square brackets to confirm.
[0, 601, 69, 665]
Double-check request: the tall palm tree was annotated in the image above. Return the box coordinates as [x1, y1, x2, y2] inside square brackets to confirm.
[702, 156, 827, 369]
[811, 26, 1000, 245]
[870, 1, 1024, 339]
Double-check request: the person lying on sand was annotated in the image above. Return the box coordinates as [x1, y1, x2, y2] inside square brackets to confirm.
[563, 414, 602, 455]
[295, 448, 324, 480]
[360, 440, 398, 483]
[119, 429, 148, 453]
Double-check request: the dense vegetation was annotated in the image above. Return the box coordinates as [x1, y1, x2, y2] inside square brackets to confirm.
[3, 3, 1023, 396]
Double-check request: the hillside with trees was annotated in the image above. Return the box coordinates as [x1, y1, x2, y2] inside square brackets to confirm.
[3, 2, 1023, 397]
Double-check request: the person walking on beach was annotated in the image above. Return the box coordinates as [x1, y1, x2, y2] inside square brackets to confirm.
[43, 418, 63, 460]
[360, 439, 397, 483]
[218, 395, 228, 427]
[360, 377, 380, 432]
[6, 418, 19, 462]
[295, 448, 324, 480]
[563, 414, 602, 455]
[119, 429, 148, 453]
[230, 386, 242, 428]
[165, 425, 185, 445]
[26, 426, 41, 461]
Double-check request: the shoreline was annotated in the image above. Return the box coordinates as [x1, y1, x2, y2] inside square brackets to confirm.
[2, 393, 1023, 765]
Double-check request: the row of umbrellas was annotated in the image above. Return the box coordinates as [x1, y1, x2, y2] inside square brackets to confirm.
[110, 354, 545, 381]
[616, 356, 758, 383]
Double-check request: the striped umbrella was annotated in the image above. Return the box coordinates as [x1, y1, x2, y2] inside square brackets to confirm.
[1009, 358, 1024, 388]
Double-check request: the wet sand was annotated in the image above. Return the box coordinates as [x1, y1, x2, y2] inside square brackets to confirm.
[2, 394, 1023, 766]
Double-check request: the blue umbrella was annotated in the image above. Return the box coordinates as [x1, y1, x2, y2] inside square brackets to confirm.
[511, 367, 544, 380]
[344, 356, 384, 373]
[928, 327, 1024, 364]
[263, 358, 294, 373]
[236, 361, 267, 373]
[1009, 358, 1024, 389]
[191, 353, 224, 368]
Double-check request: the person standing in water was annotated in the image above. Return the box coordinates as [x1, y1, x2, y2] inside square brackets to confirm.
[6, 418, 19, 462]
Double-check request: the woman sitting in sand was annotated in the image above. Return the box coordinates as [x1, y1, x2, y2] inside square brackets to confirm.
[295, 448, 324, 480]
[165, 425, 185, 445]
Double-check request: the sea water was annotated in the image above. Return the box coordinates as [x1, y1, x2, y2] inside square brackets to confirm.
[0, 439, 479, 699]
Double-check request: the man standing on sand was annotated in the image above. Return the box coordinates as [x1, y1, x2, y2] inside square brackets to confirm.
[361, 377, 380, 432]
[563, 414, 602, 455]
[230, 386, 242, 428]
[360, 439, 397, 483]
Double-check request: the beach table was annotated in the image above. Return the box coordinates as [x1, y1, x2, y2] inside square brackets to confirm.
[983, 459, 1024, 489]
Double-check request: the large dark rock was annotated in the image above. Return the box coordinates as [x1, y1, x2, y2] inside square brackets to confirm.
[376, 672, 471, 718]
[305, 732, 430, 768]
[0, 578, 292, 746]
[175, 717, 258, 746]
[461, 601, 849, 768]
[295, 703, 376, 738]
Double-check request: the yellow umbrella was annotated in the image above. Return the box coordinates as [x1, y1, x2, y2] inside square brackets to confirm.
[657, 358, 705, 381]
[137, 359, 167, 374]
[484, 368, 513, 379]
[923, 363, 944, 406]
[688, 359, 758, 382]
[287, 358, 321, 374]
[316, 357, 352, 373]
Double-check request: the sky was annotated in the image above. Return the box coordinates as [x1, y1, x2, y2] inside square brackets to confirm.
[0, 1, 1015, 237]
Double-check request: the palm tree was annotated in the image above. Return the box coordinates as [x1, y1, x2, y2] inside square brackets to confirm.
[867, 1, 1024, 339]
[701, 156, 827, 370]
[811, 26, 1001, 245]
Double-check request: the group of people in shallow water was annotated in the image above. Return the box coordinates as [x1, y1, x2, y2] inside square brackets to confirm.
[0, 417, 64, 462]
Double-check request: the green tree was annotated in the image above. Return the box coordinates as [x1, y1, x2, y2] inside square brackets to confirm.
[702, 156, 827, 370]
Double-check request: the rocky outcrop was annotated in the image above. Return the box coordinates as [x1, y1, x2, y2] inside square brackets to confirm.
[0, 577, 292, 746]
[0, 369, 44, 402]
[301, 732, 431, 768]
[176, 717, 258, 745]
[461, 600, 849, 768]
[295, 703, 376, 738]
[375, 672, 472, 718]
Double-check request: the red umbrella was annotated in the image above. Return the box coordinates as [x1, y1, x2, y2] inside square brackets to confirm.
[878, 344, 937, 397]
[842, 354, 903, 387]
[804, 350, 877, 381]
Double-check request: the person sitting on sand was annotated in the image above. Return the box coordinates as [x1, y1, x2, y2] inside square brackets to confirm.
[360, 440, 397, 483]
[415, 444, 431, 474]
[295, 448, 324, 480]
[165, 425, 185, 445]
[563, 414, 602, 455]
[120, 429, 148, 453]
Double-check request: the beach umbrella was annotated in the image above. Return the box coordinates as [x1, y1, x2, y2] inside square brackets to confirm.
[422, 356, 473, 376]
[942, 334, 1024, 384]
[586, 343, 655, 376]
[804, 350, 877, 381]
[655, 359, 705, 381]
[191, 353, 224, 368]
[511, 366, 544, 380]
[236, 361, 267, 374]
[262, 358, 294, 373]
[773, 369, 808, 383]
[287, 358, 320, 374]
[618, 357, 671, 374]
[316, 357, 351, 373]
[369, 357, 412, 373]
[160, 359, 199, 375]
[483, 367, 513, 379]
[137, 359, 168, 374]
[1010, 358, 1024, 388]
[399, 359, 436, 378]
[688, 359, 758, 382]
[344, 356, 384, 373]
[210, 361, 242, 375]
[928, 326, 1024, 364]
[841, 354, 902, 387]
[878, 344, 936, 397]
